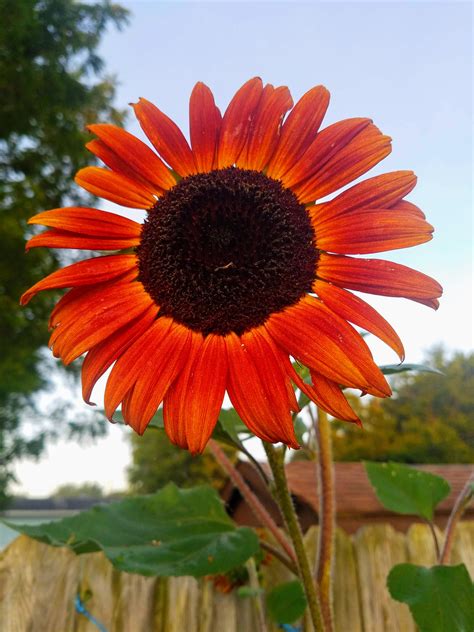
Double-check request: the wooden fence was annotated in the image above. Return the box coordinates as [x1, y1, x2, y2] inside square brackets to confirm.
[0, 522, 472, 632]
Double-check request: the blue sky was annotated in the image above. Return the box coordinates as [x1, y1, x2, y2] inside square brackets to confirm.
[13, 1, 473, 495]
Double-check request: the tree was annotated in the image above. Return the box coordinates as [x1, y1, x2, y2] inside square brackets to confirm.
[53, 482, 104, 498]
[332, 348, 474, 463]
[0, 0, 129, 505]
[128, 428, 235, 494]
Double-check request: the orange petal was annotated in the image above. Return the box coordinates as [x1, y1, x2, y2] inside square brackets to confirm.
[310, 171, 417, 223]
[309, 371, 361, 424]
[120, 387, 135, 427]
[284, 359, 360, 423]
[26, 230, 140, 251]
[313, 280, 404, 360]
[132, 97, 196, 176]
[265, 296, 390, 397]
[271, 350, 315, 409]
[226, 331, 299, 447]
[26, 207, 141, 252]
[393, 200, 426, 219]
[242, 329, 300, 445]
[21, 254, 137, 305]
[282, 118, 371, 188]
[49, 281, 152, 365]
[216, 77, 264, 169]
[164, 333, 226, 454]
[312, 207, 434, 254]
[27, 207, 141, 237]
[264, 342, 300, 414]
[293, 124, 392, 203]
[104, 317, 174, 420]
[75, 166, 156, 209]
[121, 322, 193, 435]
[87, 123, 176, 191]
[87, 139, 163, 193]
[48, 272, 138, 328]
[238, 85, 293, 171]
[48, 274, 138, 328]
[81, 305, 158, 404]
[317, 253, 443, 309]
[246, 328, 300, 413]
[189, 82, 222, 173]
[266, 85, 330, 180]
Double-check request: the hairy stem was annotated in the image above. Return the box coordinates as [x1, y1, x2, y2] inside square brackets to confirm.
[315, 408, 335, 632]
[263, 442, 326, 632]
[208, 439, 297, 564]
[439, 470, 474, 564]
[259, 539, 298, 575]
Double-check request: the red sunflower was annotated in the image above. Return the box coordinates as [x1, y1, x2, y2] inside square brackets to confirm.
[21, 78, 442, 454]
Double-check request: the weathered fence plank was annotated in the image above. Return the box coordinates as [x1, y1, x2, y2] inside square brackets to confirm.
[333, 528, 364, 632]
[406, 523, 440, 566]
[353, 524, 415, 632]
[0, 523, 472, 631]
[112, 570, 158, 632]
[452, 521, 474, 576]
[303, 526, 363, 632]
[0, 535, 79, 632]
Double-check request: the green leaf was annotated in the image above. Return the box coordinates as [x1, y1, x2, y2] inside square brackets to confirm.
[364, 462, 450, 521]
[4, 484, 259, 577]
[293, 362, 313, 412]
[237, 586, 264, 599]
[214, 408, 251, 447]
[110, 407, 164, 430]
[266, 580, 307, 624]
[388, 563, 474, 632]
[294, 416, 307, 445]
[379, 363, 443, 376]
[292, 361, 310, 381]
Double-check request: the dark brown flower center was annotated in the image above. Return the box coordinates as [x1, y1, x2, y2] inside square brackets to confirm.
[137, 167, 317, 335]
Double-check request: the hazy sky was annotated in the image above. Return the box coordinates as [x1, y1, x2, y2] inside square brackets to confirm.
[13, 1, 473, 496]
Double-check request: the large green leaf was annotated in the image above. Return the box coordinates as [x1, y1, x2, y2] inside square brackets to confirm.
[364, 462, 450, 520]
[5, 484, 259, 577]
[266, 580, 307, 624]
[388, 563, 474, 632]
[379, 363, 443, 376]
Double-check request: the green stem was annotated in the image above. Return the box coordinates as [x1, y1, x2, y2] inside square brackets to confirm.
[259, 539, 298, 575]
[439, 471, 474, 564]
[315, 408, 335, 632]
[425, 519, 441, 560]
[263, 442, 326, 632]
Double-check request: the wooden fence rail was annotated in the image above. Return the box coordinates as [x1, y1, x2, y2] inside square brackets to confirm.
[0, 522, 472, 632]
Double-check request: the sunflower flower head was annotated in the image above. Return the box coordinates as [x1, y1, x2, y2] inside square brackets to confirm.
[22, 78, 442, 454]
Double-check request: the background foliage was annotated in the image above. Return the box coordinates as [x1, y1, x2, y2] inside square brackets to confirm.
[128, 428, 235, 494]
[331, 348, 474, 464]
[0, 0, 128, 505]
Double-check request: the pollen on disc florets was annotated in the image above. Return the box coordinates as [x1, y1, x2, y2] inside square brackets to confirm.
[137, 167, 317, 335]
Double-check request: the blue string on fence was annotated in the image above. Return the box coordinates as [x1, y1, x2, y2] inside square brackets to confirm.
[74, 595, 108, 632]
[74, 592, 302, 632]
